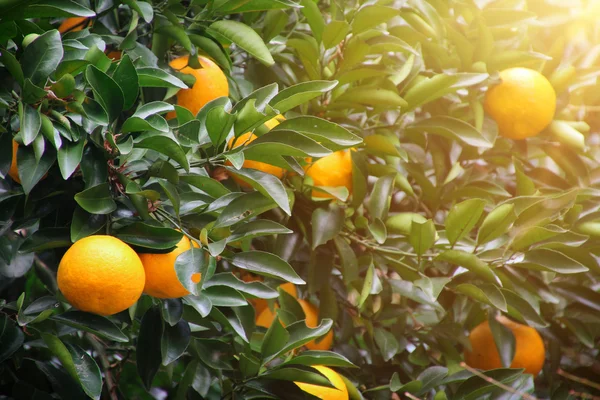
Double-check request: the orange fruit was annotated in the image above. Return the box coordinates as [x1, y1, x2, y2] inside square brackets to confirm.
[9, 140, 48, 184]
[294, 366, 349, 400]
[484, 67, 556, 140]
[165, 55, 229, 119]
[58, 17, 90, 33]
[227, 118, 286, 187]
[256, 299, 334, 351]
[305, 150, 353, 199]
[251, 282, 297, 315]
[139, 235, 201, 298]
[57, 235, 145, 316]
[464, 315, 545, 376]
[8, 140, 20, 183]
[106, 50, 122, 60]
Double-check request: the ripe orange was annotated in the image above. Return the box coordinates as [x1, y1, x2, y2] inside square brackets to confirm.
[8, 140, 20, 183]
[464, 315, 545, 376]
[57, 235, 145, 316]
[106, 50, 122, 60]
[256, 299, 334, 351]
[165, 55, 229, 119]
[58, 17, 90, 33]
[9, 140, 48, 184]
[139, 235, 201, 298]
[305, 150, 353, 199]
[250, 282, 297, 315]
[227, 117, 286, 187]
[294, 366, 349, 400]
[484, 67, 556, 140]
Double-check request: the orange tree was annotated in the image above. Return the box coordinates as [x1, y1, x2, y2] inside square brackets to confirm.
[1, 0, 600, 399]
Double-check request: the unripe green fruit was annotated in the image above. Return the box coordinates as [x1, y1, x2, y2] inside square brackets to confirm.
[22, 33, 40, 48]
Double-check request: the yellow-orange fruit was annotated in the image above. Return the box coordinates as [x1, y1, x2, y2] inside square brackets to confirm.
[58, 17, 90, 33]
[57, 235, 145, 316]
[256, 299, 334, 351]
[484, 67, 556, 140]
[295, 365, 349, 400]
[304, 150, 353, 199]
[227, 130, 285, 187]
[464, 315, 546, 376]
[165, 55, 229, 119]
[139, 236, 201, 298]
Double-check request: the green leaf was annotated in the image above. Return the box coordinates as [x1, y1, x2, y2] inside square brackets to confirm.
[367, 174, 396, 221]
[437, 250, 499, 285]
[137, 307, 163, 390]
[52, 311, 128, 342]
[358, 259, 375, 309]
[0, 47, 24, 87]
[85, 65, 124, 123]
[311, 205, 344, 249]
[161, 320, 190, 366]
[113, 54, 139, 110]
[224, 167, 291, 215]
[502, 289, 548, 328]
[477, 203, 516, 244]
[65, 343, 102, 400]
[272, 116, 361, 151]
[74, 183, 117, 215]
[0, 315, 23, 363]
[231, 251, 305, 285]
[261, 317, 289, 359]
[135, 135, 190, 171]
[445, 199, 486, 246]
[409, 220, 436, 256]
[137, 67, 187, 88]
[204, 286, 248, 307]
[21, 30, 63, 86]
[488, 315, 516, 369]
[352, 6, 400, 34]
[17, 145, 56, 195]
[20, 104, 41, 146]
[283, 351, 356, 368]
[121, 102, 173, 133]
[406, 116, 494, 148]
[227, 219, 291, 243]
[265, 319, 333, 361]
[454, 283, 507, 312]
[204, 273, 279, 299]
[270, 81, 338, 113]
[20, 228, 70, 252]
[516, 248, 588, 274]
[116, 223, 182, 250]
[57, 138, 84, 180]
[374, 328, 399, 362]
[24, 0, 95, 18]
[214, 191, 277, 228]
[300, 0, 324, 42]
[322, 20, 350, 49]
[262, 367, 335, 387]
[209, 20, 274, 66]
[337, 87, 408, 108]
[175, 248, 209, 296]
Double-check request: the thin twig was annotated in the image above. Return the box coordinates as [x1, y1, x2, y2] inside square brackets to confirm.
[86, 334, 119, 400]
[459, 363, 538, 400]
[558, 369, 600, 391]
[569, 391, 600, 400]
[404, 393, 423, 400]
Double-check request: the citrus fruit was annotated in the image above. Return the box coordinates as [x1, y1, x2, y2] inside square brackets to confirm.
[256, 299, 334, 351]
[139, 235, 201, 298]
[464, 315, 545, 376]
[106, 50, 122, 60]
[294, 366, 349, 400]
[305, 149, 353, 199]
[165, 55, 229, 119]
[484, 67, 556, 140]
[252, 282, 298, 315]
[57, 235, 145, 316]
[58, 17, 90, 33]
[227, 117, 286, 187]
[8, 140, 20, 184]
